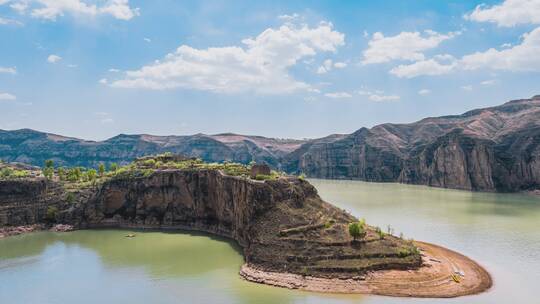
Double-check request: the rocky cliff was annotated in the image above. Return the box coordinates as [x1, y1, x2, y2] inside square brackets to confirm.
[285, 95, 540, 192]
[0, 159, 421, 277]
[1, 96, 539, 192]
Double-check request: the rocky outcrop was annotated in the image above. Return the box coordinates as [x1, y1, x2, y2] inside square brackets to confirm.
[0, 168, 421, 278]
[284, 96, 540, 192]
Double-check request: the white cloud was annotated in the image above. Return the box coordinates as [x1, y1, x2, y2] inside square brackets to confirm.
[481, 79, 497, 85]
[94, 111, 114, 124]
[418, 89, 431, 95]
[47, 54, 62, 63]
[465, 0, 540, 27]
[5, 0, 139, 21]
[461, 27, 540, 71]
[390, 58, 456, 78]
[278, 13, 300, 22]
[316, 59, 333, 74]
[0, 66, 17, 74]
[9, 1, 28, 13]
[143, 37, 151, 43]
[324, 92, 352, 99]
[362, 30, 458, 64]
[368, 94, 400, 102]
[357, 89, 400, 102]
[0, 92, 16, 101]
[111, 22, 345, 94]
[98, 78, 108, 84]
[501, 42, 512, 48]
[390, 26, 540, 78]
[461, 85, 473, 91]
[0, 16, 22, 25]
[108, 68, 120, 72]
[316, 66, 327, 74]
[317, 59, 346, 74]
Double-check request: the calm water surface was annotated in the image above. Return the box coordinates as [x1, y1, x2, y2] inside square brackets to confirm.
[1, 179, 539, 304]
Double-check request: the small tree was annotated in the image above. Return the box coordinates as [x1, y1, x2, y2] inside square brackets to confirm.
[43, 159, 55, 180]
[98, 163, 105, 176]
[45, 159, 54, 169]
[0, 167, 13, 178]
[57, 167, 65, 181]
[109, 162, 118, 172]
[87, 169, 97, 184]
[375, 226, 386, 240]
[348, 222, 365, 242]
[43, 167, 54, 180]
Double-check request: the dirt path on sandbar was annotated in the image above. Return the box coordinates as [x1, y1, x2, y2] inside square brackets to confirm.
[239, 241, 492, 298]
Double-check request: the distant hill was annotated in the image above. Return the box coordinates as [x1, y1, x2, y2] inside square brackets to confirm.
[2, 95, 540, 192]
[0, 130, 305, 169]
[284, 95, 540, 192]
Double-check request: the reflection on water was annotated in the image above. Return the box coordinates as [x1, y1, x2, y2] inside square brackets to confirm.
[1, 179, 539, 304]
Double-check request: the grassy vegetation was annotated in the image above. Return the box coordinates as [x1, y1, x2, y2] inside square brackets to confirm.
[0, 166, 31, 179]
[0, 154, 290, 190]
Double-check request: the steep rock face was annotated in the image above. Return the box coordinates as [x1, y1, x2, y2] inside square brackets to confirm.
[286, 129, 403, 181]
[0, 170, 421, 276]
[76, 170, 288, 247]
[0, 178, 57, 226]
[399, 130, 495, 191]
[286, 96, 540, 192]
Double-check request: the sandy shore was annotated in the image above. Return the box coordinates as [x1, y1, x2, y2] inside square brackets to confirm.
[240, 241, 492, 298]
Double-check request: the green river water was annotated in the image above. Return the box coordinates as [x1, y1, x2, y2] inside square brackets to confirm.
[1, 179, 539, 304]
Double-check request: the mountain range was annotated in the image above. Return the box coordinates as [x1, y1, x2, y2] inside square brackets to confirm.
[2, 95, 540, 192]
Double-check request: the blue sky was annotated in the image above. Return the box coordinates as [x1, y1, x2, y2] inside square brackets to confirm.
[1, 0, 539, 140]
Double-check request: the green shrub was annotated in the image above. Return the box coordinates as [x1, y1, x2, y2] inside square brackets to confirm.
[57, 167, 65, 181]
[98, 163, 105, 176]
[348, 221, 365, 241]
[66, 192, 76, 204]
[12, 170, 29, 178]
[324, 219, 335, 229]
[143, 159, 156, 167]
[254, 174, 272, 181]
[375, 226, 386, 240]
[109, 163, 118, 172]
[0, 167, 13, 178]
[45, 159, 54, 169]
[87, 169, 97, 182]
[45, 206, 58, 222]
[43, 167, 54, 180]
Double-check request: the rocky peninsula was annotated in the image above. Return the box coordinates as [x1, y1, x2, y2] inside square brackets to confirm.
[0, 155, 491, 297]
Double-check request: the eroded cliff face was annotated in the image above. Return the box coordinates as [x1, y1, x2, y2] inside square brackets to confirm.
[0, 169, 421, 277]
[0, 178, 56, 226]
[285, 96, 540, 192]
[71, 170, 305, 247]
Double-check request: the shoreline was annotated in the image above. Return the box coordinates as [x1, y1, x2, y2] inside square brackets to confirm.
[0, 224, 74, 239]
[1, 225, 491, 298]
[240, 241, 492, 298]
